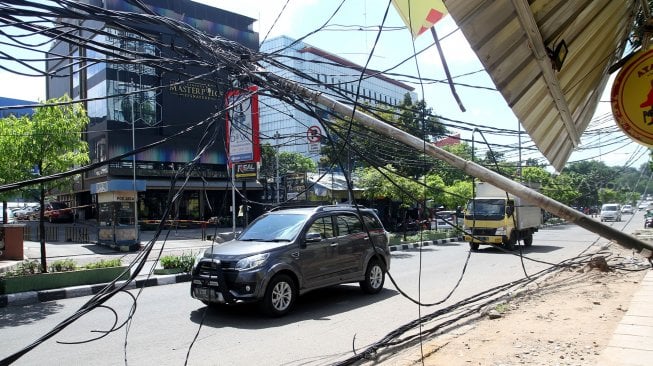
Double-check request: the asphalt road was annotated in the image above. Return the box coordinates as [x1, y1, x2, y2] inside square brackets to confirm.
[0, 212, 644, 365]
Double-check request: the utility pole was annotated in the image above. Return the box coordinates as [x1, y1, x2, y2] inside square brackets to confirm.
[261, 72, 653, 257]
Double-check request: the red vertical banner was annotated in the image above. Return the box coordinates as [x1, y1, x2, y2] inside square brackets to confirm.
[225, 85, 260, 164]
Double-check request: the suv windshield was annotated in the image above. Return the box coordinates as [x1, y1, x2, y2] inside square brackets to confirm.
[238, 213, 308, 241]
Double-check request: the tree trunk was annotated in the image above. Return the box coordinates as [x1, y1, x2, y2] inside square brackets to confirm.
[2, 201, 6, 224]
[39, 184, 47, 273]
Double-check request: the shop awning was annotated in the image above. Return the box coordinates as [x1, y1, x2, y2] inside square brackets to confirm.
[445, 0, 639, 171]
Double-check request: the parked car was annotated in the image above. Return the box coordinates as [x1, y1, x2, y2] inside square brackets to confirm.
[44, 202, 74, 223]
[600, 203, 622, 222]
[621, 205, 634, 214]
[13, 205, 40, 220]
[190, 205, 391, 316]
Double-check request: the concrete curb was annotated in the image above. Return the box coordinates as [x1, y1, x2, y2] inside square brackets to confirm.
[0, 273, 191, 308]
[388, 237, 462, 252]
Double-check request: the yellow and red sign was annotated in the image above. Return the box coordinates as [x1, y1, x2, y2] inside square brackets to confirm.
[391, 0, 448, 39]
[611, 47, 653, 146]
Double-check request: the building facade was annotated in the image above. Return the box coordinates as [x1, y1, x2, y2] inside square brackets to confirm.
[46, 0, 259, 222]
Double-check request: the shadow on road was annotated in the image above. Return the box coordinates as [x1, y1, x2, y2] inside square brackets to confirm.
[187, 285, 399, 328]
[0, 301, 65, 329]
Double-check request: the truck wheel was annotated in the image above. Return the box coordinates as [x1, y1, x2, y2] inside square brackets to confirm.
[524, 234, 533, 247]
[259, 274, 297, 317]
[504, 233, 516, 251]
[469, 242, 479, 251]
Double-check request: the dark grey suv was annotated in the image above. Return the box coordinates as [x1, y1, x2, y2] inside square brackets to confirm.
[190, 205, 391, 316]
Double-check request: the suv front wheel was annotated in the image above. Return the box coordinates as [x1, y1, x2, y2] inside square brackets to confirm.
[360, 258, 385, 294]
[260, 274, 297, 317]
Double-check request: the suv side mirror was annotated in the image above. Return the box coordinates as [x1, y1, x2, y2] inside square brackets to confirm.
[305, 232, 322, 243]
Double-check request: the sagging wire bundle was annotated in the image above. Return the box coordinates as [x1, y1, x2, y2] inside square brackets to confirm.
[1, 1, 651, 366]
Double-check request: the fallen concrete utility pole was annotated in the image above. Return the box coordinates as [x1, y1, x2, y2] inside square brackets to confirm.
[264, 72, 653, 258]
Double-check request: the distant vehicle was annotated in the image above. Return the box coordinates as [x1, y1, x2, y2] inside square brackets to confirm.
[463, 182, 542, 251]
[431, 216, 454, 231]
[44, 202, 74, 223]
[621, 205, 633, 214]
[638, 201, 649, 211]
[600, 204, 621, 222]
[13, 205, 39, 220]
[190, 205, 391, 316]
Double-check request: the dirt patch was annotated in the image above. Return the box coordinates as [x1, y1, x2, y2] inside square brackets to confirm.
[386, 247, 649, 366]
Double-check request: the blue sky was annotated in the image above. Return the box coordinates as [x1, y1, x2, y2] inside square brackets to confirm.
[1, 0, 648, 170]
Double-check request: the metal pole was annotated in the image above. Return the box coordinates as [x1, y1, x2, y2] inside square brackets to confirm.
[231, 164, 236, 235]
[264, 73, 653, 255]
[130, 90, 138, 243]
[275, 131, 280, 204]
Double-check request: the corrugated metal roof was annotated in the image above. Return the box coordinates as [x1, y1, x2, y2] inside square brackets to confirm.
[445, 0, 639, 171]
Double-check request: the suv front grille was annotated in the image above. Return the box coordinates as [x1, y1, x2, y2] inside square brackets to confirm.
[196, 259, 238, 277]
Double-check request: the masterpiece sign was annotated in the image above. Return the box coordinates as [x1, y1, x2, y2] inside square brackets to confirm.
[611, 46, 653, 146]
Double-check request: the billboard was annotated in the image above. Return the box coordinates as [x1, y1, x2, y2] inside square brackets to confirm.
[226, 86, 261, 164]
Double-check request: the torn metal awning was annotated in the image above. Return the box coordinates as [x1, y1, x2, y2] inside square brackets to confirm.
[445, 0, 639, 171]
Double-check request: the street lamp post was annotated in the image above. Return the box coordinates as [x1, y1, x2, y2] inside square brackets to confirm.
[130, 82, 138, 243]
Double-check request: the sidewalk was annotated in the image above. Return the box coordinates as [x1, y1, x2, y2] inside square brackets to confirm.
[598, 270, 653, 366]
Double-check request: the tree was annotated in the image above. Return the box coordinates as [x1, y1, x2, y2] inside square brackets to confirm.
[320, 94, 448, 177]
[356, 165, 423, 206]
[258, 144, 316, 202]
[0, 115, 32, 223]
[429, 142, 474, 185]
[21, 96, 90, 272]
[440, 180, 473, 210]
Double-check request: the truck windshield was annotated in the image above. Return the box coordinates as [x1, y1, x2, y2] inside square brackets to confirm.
[466, 199, 506, 219]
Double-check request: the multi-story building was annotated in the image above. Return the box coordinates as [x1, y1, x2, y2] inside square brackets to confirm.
[0, 97, 35, 118]
[46, 0, 259, 222]
[259, 36, 417, 162]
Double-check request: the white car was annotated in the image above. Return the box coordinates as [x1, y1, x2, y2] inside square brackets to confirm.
[600, 204, 622, 222]
[621, 205, 633, 214]
[12, 205, 39, 220]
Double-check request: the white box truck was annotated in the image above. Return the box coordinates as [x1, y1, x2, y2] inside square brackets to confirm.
[463, 181, 543, 251]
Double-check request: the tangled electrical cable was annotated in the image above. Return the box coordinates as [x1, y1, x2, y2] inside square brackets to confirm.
[1, 1, 651, 366]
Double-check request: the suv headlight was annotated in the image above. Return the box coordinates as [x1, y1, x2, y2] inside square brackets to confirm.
[235, 253, 270, 271]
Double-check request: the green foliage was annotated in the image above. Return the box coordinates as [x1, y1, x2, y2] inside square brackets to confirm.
[320, 95, 448, 177]
[84, 259, 122, 269]
[441, 180, 473, 209]
[159, 253, 195, 272]
[357, 165, 424, 207]
[49, 259, 77, 272]
[1, 260, 41, 277]
[26, 95, 90, 188]
[259, 144, 316, 182]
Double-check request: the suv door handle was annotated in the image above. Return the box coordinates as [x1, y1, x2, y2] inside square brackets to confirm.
[329, 242, 338, 247]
